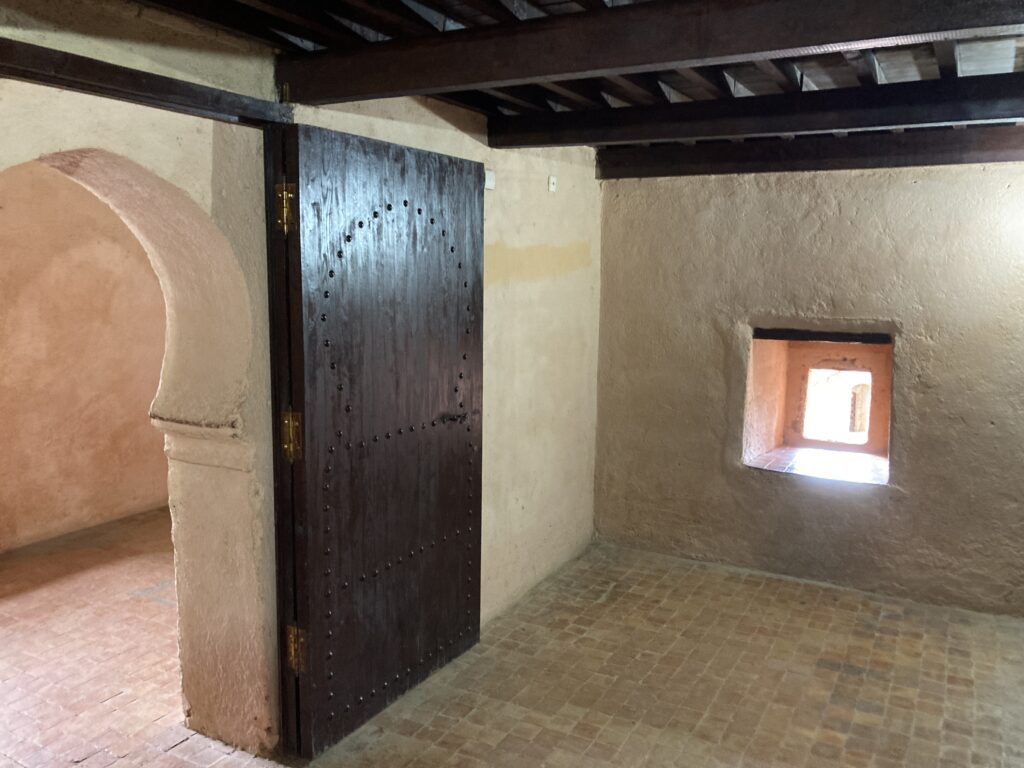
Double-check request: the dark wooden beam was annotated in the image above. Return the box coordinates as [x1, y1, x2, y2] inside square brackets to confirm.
[437, 91, 504, 114]
[539, 79, 607, 108]
[595, 124, 1024, 178]
[231, 0, 369, 44]
[408, 0, 483, 27]
[841, 51, 878, 86]
[934, 40, 961, 78]
[138, 0, 361, 48]
[0, 37, 291, 126]
[752, 60, 799, 92]
[329, 0, 438, 37]
[458, 0, 520, 23]
[278, 0, 1024, 104]
[662, 68, 729, 100]
[600, 74, 664, 106]
[481, 86, 551, 111]
[489, 71, 1024, 148]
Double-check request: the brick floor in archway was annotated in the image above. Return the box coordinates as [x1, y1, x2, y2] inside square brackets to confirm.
[0, 511, 276, 768]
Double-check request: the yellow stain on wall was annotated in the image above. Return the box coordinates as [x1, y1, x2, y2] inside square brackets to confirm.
[484, 241, 592, 288]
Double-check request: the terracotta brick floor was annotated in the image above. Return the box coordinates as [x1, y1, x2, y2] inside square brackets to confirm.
[3, 513, 1024, 768]
[0, 511, 278, 768]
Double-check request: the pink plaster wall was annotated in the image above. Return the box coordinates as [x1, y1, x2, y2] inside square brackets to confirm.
[742, 338, 789, 463]
[0, 162, 167, 552]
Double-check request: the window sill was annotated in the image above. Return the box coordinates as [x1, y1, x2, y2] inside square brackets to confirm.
[746, 446, 889, 486]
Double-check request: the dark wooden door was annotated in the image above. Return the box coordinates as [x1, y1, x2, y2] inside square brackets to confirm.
[266, 124, 484, 758]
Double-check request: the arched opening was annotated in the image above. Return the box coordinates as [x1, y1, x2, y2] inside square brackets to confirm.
[0, 160, 168, 550]
[0, 150, 271, 755]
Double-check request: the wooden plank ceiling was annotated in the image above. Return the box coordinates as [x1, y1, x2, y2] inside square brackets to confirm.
[140, 0, 1024, 175]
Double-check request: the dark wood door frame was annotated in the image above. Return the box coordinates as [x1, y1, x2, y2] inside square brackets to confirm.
[264, 124, 305, 753]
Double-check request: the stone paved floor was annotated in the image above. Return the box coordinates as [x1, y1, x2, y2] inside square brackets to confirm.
[2, 514, 1024, 768]
[316, 547, 1024, 768]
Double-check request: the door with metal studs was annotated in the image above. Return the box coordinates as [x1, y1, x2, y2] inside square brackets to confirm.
[267, 124, 484, 758]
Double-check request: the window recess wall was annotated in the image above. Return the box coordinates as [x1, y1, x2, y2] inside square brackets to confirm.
[743, 330, 893, 485]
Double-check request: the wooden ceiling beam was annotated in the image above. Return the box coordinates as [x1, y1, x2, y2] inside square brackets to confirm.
[327, 0, 440, 37]
[437, 90, 505, 114]
[407, 0, 483, 27]
[139, 0, 361, 48]
[481, 86, 552, 111]
[457, 0, 521, 23]
[0, 37, 291, 126]
[278, 0, 1024, 104]
[489, 70, 1024, 147]
[596, 124, 1024, 178]
[752, 59, 800, 92]
[933, 40, 961, 78]
[230, 0, 371, 44]
[600, 74, 664, 106]
[841, 51, 878, 86]
[539, 79, 608, 109]
[662, 67, 729, 100]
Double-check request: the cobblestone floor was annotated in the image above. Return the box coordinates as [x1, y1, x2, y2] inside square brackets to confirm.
[2, 513, 1023, 768]
[316, 546, 1024, 768]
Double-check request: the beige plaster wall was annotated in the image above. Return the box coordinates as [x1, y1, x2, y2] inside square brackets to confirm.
[598, 167, 1024, 616]
[295, 99, 602, 623]
[1, 14, 601, 750]
[0, 162, 167, 552]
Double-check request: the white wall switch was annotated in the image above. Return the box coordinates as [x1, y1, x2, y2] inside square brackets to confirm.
[548, 175, 557, 193]
[484, 168, 496, 190]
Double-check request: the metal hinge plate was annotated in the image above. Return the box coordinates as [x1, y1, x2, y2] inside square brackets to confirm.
[275, 182, 296, 235]
[286, 624, 307, 674]
[282, 410, 303, 464]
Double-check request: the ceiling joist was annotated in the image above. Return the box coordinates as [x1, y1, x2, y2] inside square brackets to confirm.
[596, 124, 1024, 178]
[277, 0, 1024, 104]
[489, 71, 1024, 147]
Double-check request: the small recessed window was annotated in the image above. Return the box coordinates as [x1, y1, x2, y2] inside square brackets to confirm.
[742, 328, 893, 485]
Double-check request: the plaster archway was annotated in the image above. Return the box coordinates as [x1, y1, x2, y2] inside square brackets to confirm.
[37, 149, 252, 431]
[2, 149, 277, 751]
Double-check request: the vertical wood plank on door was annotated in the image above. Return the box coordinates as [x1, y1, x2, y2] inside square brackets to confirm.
[274, 125, 484, 757]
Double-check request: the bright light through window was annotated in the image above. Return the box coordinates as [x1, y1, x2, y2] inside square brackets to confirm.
[803, 369, 872, 445]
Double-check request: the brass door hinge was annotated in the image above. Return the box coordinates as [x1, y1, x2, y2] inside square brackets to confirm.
[275, 182, 296, 235]
[286, 624, 307, 674]
[282, 410, 303, 464]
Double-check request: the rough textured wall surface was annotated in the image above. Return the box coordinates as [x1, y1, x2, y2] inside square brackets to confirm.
[0, 162, 167, 552]
[296, 99, 602, 624]
[598, 168, 1024, 617]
